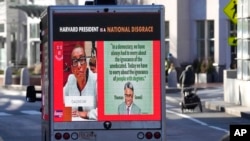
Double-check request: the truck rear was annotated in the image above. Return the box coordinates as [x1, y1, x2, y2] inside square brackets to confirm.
[28, 4, 166, 141]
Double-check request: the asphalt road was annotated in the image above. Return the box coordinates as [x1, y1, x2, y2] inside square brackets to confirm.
[0, 87, 249, 141]
[165, 87, 250, 141]
[0, 89, 41, 141]
[165, 99, 250, 141]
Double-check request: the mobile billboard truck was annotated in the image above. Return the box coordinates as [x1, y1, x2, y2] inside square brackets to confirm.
[26, 5, 166, 141]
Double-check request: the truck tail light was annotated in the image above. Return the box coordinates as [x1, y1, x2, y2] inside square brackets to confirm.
[63, 132, 70, 140]
[154, 132, 161, 139]
[145, 132, 153, 139]
[55, 132, 62, 140]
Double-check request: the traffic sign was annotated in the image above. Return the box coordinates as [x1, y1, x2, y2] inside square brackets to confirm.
[228, 36, 237, 46]
[224, 0, 237, 24]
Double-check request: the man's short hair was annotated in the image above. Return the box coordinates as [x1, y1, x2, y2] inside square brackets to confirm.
[124, 82, 134, 92]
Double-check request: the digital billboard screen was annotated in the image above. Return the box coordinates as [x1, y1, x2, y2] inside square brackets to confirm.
[52, 12, 161, 122]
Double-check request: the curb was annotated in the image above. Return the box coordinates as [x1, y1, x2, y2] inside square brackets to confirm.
[3, 84, 250, 120]
[0, 85, 27, 91]
[0, 85, 41, 91]
[205, 101, 250, 120]
[166, 88, 181, 93]
[165, 87, 209, 94]
[204, 101, 227, 112]
[166, 95, 250, 120]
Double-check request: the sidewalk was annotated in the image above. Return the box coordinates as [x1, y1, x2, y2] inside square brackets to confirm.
[1, 83, 250, 119]
[165, 82, 223, 93]
[166, 83, 250, 120]
[0, 84, 41, 91]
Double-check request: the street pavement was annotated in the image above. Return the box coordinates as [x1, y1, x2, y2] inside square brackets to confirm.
[1, 82, 250, 119]
[0, 83, 250, 141]
[166, 83, 250, 120]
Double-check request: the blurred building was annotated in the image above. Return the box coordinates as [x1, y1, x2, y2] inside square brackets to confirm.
[0, 0, 237, 82]
[224, 0, 250, 108]
[0, 0, 53, 70]
[0, 0, 82, 70]
[118, 0, 235, 82]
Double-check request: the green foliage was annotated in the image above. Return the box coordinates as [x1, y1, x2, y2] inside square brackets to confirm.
[0, 65, 41, 76]
[207, 59, 215, 73]
[0, 69, 20, 75]
[165, 59, 170, 71]
[192, 58, 215, 74]
[32, 63, 41, 75]
[12, 68, 22, 76]
[165, 59, 170, 75]
[0, 70, 3, 74]
[27, 63, 41, 75]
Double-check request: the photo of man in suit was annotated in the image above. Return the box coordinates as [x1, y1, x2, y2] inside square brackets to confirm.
[118, 82, 141, 115]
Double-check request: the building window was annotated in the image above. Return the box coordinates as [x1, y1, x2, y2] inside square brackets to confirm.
[11, 33, 16, 64]
[208, 21, 214, 38]
[229, 20, 237, 68]
[0, 24, 4, 32]
[196, 20, 214, 60]
[22, 24, 27, 40]
[30, 23, 39, 38]
[197, 21, 205, 59]
[0, 36, 5, 48]
[165, 21, 170, 57]
[208, 21, 214, 58]
[165, 21, 169, 38]
[31, 41, 40, 63]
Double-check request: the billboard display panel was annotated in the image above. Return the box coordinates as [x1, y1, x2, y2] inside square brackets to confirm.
[52, 12, 161, 122]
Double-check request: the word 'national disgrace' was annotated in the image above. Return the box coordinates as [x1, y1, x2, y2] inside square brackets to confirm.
[107, 26, 153, 32]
